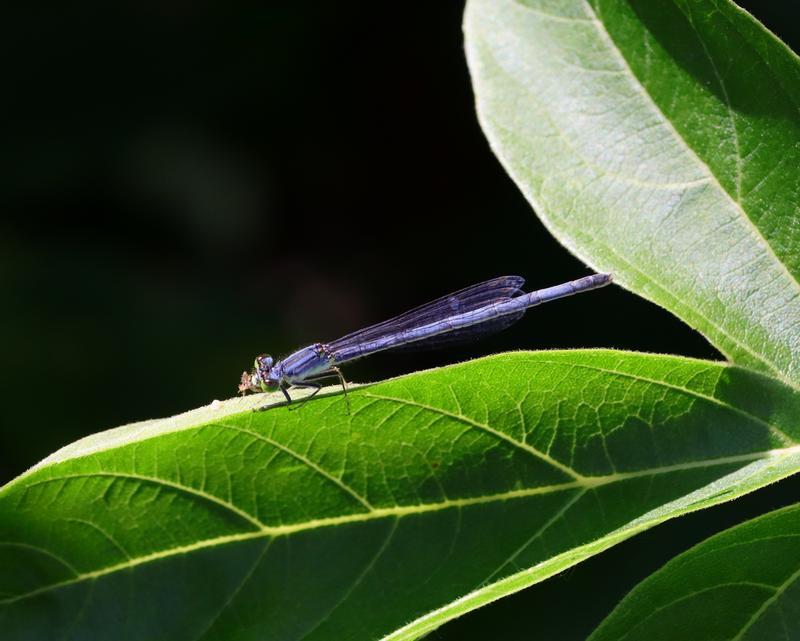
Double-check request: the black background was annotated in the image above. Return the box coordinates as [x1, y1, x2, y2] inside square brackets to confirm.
[3, 2, 798, 639]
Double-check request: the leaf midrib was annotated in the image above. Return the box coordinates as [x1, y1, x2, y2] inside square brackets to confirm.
[5, 352, 797, 605]
[585, 0, 800, 292]
[477, 0, 800, 383]
[4, 445, 797, 608]
[479, 49, 796, 388]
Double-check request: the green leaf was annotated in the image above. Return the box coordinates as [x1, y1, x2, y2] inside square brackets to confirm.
[588, 502, 800, 641]
[2, 351, 799, 640]
[464, 0, 800, 387]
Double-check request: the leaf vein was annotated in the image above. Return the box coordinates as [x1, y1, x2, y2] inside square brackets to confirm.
[362, 392, 583, 481]
[24, 472, 264, 530]
[217, 422, 374, 511]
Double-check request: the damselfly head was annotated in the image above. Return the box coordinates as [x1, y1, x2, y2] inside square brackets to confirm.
[238, 354, 279, 395]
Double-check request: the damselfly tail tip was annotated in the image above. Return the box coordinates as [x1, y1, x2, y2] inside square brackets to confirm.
[583, 272, 613, 289]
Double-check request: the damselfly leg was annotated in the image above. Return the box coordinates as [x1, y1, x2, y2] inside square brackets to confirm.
[258, 367, 350, 413]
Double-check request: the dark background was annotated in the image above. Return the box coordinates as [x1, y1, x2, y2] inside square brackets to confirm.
[2, 2, 798, 639]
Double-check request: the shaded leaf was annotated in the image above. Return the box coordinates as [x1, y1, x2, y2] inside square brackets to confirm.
[588, 502, 800, 641]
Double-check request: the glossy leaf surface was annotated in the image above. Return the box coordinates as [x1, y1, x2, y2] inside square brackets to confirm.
[2, 351, 799, 640]
[464, 0, 800, 386]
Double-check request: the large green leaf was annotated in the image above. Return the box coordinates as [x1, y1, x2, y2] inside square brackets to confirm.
[588, 502, 800, 640]
[2, 351, 799, 640]
[464, 0, 800, 387]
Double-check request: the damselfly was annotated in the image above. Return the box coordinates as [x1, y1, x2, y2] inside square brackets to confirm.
[239, 273, 612, 408]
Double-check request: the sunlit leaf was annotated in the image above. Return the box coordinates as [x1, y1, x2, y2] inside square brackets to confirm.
[2, 351, 799, 640]
[465, 0, 800, 386]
